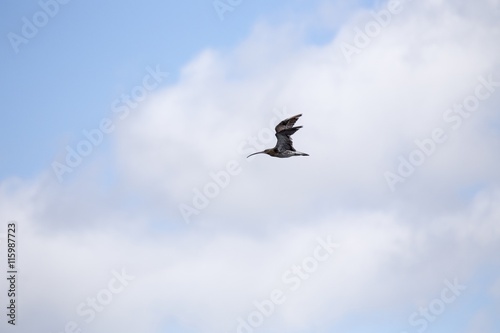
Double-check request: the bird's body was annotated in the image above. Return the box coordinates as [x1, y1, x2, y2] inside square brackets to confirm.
[247, 114, 309, 158]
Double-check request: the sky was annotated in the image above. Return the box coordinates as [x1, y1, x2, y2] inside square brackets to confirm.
[0, 0, 500, 332]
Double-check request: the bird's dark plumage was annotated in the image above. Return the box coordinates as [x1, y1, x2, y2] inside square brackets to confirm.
[247, 114, 309, 158]
[275, 114, 302, 133]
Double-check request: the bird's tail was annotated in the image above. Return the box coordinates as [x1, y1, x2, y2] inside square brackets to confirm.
[295, 151, 309, 156]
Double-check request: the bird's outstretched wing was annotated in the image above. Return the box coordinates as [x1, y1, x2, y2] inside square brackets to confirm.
[275, 126, 302, 152]
[275, 114, 302, 133]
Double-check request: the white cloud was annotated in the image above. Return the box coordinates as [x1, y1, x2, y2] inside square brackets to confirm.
[112, 4, 498, 226]
[1, 0, 500, 332]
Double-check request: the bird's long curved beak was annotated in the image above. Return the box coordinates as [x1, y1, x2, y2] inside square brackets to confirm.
[247, 151, 265, 158]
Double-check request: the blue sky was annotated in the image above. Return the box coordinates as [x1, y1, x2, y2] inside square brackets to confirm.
[0, 0, 374, 179]
[1, 1, 500, 333]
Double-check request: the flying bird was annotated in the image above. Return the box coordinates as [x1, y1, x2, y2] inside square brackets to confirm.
[247, 114, 309, 158]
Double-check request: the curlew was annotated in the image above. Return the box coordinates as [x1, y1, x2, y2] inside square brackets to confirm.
[247, 114, 309, 158]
